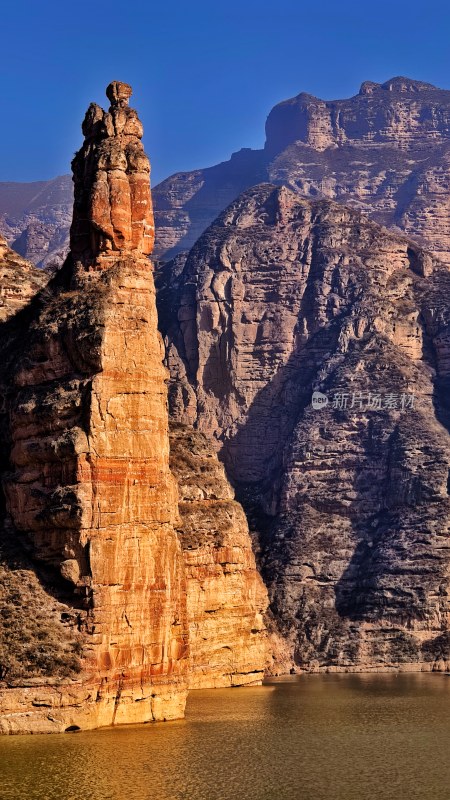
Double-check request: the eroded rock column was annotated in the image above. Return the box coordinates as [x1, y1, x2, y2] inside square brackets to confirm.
[0, 82, 188, 733]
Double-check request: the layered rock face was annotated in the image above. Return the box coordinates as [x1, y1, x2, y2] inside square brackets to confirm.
[265, 77, 450, 153]
[0, 83, 268, 734]
[154, 77, 450, 265]
[152, 148, 268, 260]
[0, 83, 189, 733]
[0, 236, 49, 322]
[3, 77, 450, 269]
[169, 423, 267, 687]
[267, 78, 450, 267]
[0, 176, 72, 268]
[158, 183, 450, 672]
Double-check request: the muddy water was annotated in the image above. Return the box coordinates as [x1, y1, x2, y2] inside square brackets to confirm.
[1, 674, 449, 800]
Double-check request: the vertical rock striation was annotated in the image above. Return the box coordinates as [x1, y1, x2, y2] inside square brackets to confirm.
[70, 81, 155, 264]
[0, 83, 268, 734]
[158, 184, 450, 673]
[169, 423, 267, 687]
[3, 76, 450, 269]
[153, 77, 450, 266]
[0, 83, 189, 733]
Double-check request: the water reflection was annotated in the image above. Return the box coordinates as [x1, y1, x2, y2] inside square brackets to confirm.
[1, 675, 450, 800]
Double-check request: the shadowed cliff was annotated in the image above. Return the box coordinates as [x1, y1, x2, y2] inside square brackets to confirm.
[157, 182, 450, 672]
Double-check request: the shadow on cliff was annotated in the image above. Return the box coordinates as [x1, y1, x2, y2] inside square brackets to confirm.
[154, 151, 269, 260]
[333, 407, 450, 665]
[414, 266, 450, 437]
[226, 319, 450, 667]
[224, 315, 345, 564]
[0, 256, 89, 610]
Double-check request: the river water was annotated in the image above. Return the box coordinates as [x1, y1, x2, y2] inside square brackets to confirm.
[0, 674, 449, 800]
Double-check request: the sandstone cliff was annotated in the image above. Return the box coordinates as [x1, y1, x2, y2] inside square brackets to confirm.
[158, 183, 450, 672]
[169, 423, 267, 687]
[0, 176, 72, 269]
[3, 77, 450, 270]
[0, 236, 48, 322]
[0, 82, 189, 733]
[154, 77, 450, 266]
[0, 83, 268, 734]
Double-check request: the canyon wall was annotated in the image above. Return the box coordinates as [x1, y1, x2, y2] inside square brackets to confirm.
[5, 77, 450, 270]
[170, 423, 267, 687]
[0, 176, 72, 268]
[0, 83, 267, 734]
[158, 183, 450, 672]
[155, 77, 450, 265]
[3, 75, 449, 711]
[0, 235, 48, 322]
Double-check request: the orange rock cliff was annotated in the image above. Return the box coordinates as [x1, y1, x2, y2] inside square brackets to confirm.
[0, 82, 267, 734]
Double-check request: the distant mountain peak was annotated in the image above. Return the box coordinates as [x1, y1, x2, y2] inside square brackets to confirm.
[264, 75, 450, 156]
[2, 76, 450, 268]
[360, 76, 440, 95]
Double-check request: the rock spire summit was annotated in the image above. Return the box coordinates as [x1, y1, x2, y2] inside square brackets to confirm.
[70, 82, 154, 266]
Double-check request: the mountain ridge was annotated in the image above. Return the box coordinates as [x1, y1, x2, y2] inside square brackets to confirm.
[2, 75, 450, 268]
[157, 182, 450, 672]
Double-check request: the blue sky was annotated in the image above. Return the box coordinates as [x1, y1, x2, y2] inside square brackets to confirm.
[2, 0, 450, 185]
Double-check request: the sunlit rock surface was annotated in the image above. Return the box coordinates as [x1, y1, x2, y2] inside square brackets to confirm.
[0, 82, 187, 733]
[0, 83, 268, 734]
[154, 77, 450, 266]
[170, 423, 267, 688]
[3, 77, 450, 269]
